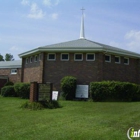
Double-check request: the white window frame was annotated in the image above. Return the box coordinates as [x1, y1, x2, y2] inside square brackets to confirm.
[34, 55, 38, 62]
[47, 53, 56, 61]
[11, 69, 17, 75]
[124, 57, 129, 65]
[61, 53, 69, 61]
[74, 53, 83, 61]
[115, 56, 120, 64]
[86, 53, 95, 61]
[105, 54, 111, 62]
[26, 58, 29, 64]
[30, 56, 33, 63]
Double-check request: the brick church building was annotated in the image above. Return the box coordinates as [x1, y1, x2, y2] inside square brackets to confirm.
[18, 12, 140, 90]
[0, 12, 140, 91]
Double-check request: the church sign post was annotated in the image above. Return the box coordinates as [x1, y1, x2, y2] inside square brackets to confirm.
[30, 82, 53, 102]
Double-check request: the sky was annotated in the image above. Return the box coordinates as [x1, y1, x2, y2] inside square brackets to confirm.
[0, 0, 140, 60]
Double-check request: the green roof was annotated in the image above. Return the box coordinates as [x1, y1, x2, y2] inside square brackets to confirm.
[0, 60, 22, 68]
[19, 39, 140, 58]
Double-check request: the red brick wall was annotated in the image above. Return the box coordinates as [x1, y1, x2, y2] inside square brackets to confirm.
[22, 53, 44, 83]
[21, 52, 140, 91]
[0, 68, 21, 83]
[44, 52, 103, 90]
[103, 55, 139, 83]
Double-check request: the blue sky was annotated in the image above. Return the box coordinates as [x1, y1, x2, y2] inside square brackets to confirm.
[0, 0, 140, 60]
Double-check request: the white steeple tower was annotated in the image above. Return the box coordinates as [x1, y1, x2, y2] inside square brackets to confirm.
[80, 8, 85, 39]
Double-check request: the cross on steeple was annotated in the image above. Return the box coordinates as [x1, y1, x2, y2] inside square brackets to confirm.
[80, 7, 85, 39]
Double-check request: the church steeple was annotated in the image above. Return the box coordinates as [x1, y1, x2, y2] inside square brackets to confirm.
[80, 8, 85, 39]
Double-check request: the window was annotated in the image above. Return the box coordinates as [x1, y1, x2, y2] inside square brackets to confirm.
[34, 55, 38, 62]
[39, 54, 42, 61]
[105, 55, 111, 62]
[86, 53, 95, 61]
[26, 58, 29, 64]
[11, 69, 17, 74]
[30, 56, 33, 63]
[74, 53, 83, 61]
[115, 56, 120, 64]
[48, 53, 56, 61]
[124, 57, 129, 65]
[61, 53, 69, 61]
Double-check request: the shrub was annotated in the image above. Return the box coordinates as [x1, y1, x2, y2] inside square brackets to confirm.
[4, 81, 14, 86]
[1, 86, 16, 97]
[14, 83, 30, 99]
[21, 101, 61, 110]
[90, 81, 140, 102]
[61, 76, 77, 100]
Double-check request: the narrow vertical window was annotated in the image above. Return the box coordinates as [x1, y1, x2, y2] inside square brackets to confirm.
[34, 55, 38, 62]
[48, 53, 56, 61]
[30, 56, 33, 63]
[26, 58, 29, 64]
[124, 58, 129, 65]
[115, 56, 120, 64]
[74, 53, 83, 61]
[86, 53, 95, 61]
[105, 55, 111, 62]
[61, 53, 69, 61]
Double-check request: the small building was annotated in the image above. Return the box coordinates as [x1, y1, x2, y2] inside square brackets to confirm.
[0, 60, 22, 89]
[18, 12, 140, 91]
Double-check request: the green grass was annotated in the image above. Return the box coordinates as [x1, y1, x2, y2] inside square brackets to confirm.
[0, 96, 140, 140]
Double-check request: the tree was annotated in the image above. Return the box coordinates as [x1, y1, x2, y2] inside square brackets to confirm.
[0, 54, 4, 61]
[5, 53, 14, 61]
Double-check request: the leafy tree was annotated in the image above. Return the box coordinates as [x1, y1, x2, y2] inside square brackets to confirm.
[0, 54, 4, 61]
[5, 53, 14, 61]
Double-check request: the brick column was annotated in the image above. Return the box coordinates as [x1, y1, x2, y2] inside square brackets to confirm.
[30, 82, 38, 102]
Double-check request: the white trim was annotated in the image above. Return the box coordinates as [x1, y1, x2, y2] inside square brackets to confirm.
[74, 53, 83, 61]
[11, 69, 17, 75]
[105, 54, 111, 62]
[34, 55, 38, 62]
[30, 56, 33, 63]
[47, 53, 56, 61]
[124, 57, 129, 65]
[86, 53, 95, 61]
[115, 56, 120, 64]
[61, 53, 69, 61]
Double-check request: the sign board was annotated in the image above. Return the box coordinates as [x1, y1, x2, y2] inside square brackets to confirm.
[38, 83, 52, 101]
[76, 85, 89, 98]
[52, 91, 58, 101]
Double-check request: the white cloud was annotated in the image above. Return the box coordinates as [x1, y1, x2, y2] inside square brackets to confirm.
[55, 0, 60, 5]
[10, 46, 21, 51]
[43, 0, 52, 7]
[28, 3, 45, 19]
[51, 13, 58, 20]
[43, 0, 60, 7]
[21, 0, 30, 5]
[125, 30, 140, 52]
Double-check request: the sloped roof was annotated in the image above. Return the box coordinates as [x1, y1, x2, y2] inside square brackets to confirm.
[19, 39, 140, 58]
[0, 60, 22, 68]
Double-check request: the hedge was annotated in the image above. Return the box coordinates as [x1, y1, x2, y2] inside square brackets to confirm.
[14, 83, 30, 99]
[1, 86, 16, 97]
[90, 81, 140, 102]
[61, 76, 77, 100]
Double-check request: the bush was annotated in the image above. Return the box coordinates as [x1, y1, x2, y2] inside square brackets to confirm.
[61, 76, 77, 100]
[4, 81, 14, 86]
[90, 81, 140, 102]
[21, 101, 62, 110]
[14, 83, 30, 99]
[1, 86, 16, 97]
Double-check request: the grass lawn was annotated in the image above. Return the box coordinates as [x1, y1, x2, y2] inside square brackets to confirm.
[0, 96, 140, 140]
